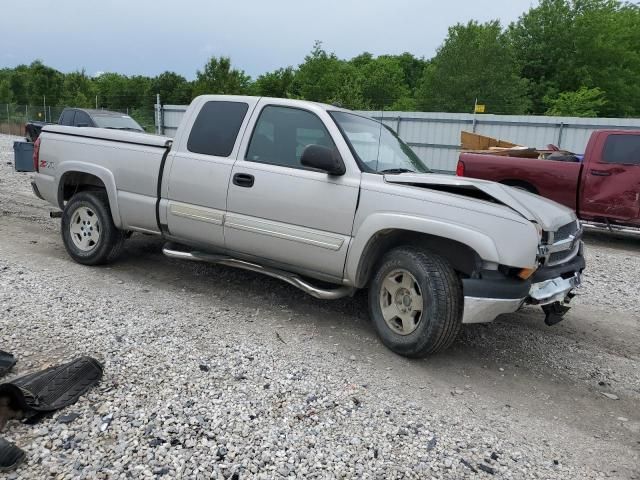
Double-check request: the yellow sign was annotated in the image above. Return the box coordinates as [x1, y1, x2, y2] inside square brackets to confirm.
[474, 104, 486, 113]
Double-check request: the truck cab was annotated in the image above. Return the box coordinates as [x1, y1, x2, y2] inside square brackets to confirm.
[579, 131, 640, 226]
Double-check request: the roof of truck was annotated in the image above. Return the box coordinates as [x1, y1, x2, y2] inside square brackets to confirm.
[64, 108, 132, 117]
[192, 95, 353, 115]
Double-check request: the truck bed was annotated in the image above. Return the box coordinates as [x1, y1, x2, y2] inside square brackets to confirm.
[36, 125, 172, 233]
[458, 153, 582, 211]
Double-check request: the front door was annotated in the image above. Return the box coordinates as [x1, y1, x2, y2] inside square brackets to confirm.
[225, 101, 360, 279]
[581, 132, 640, 223]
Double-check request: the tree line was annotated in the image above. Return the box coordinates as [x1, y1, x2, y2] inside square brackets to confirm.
[1, 0, 638, 119]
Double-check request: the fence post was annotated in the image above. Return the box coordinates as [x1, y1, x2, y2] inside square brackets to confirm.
[556, 122, 565, 148]
[155, 93, 165, 135]
[6, 104, 10, 136]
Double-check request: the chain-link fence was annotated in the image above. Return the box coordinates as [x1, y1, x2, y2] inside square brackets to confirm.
[0, 104, 157, 137]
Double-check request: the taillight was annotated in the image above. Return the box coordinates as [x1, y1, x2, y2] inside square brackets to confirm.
[33, 137, 41, 172]
[456, 160, 465, 177]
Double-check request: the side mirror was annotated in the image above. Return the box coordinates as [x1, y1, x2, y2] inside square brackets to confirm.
[300, 144, 346, 176]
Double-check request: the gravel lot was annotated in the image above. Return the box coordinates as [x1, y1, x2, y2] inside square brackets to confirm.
[0, 133, 639, 479]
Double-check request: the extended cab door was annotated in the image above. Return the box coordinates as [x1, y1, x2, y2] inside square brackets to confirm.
[161, 97, 258, 247]
[580, 131, 640, 223]
[225, 100, 361, 280]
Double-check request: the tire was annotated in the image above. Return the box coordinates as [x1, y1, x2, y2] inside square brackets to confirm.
[61, 191, 126, 265]
[368, 246, 463, 357]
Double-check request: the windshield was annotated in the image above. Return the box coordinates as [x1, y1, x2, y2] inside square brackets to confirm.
[93, 114, 144, 131]
[330, 111, 429, 174]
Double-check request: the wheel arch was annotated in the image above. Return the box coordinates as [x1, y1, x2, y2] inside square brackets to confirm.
[348, 215, 499, 288]
[56, 163, 122, 227]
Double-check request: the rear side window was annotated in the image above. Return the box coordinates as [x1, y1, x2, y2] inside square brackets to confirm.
[602, 134, 640, 165]
[74, 111, 92, 127]
[187, 101, 248, 157]
[59, 110, 75, 126]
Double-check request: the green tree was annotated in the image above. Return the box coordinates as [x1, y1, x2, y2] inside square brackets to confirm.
[7, 65, 33, 105]
[416, 21, 529, 114]
[62, 70, 96, 107]
[330, 75, 370, 110]
[510, 0, 640, 116]
[94, 73, 129, 110]
[349, 52, 374, 69]
[385, 52, 428, 93]
[0, 79, 14, 104]
[192, 57, 251, 97]
[26, 60, 64, 106]
[358, 56, 410, 110]
[149, 71, 192, 104]
[292, 41, 358, 103]
[253, 67, 295, 98]
[544, 86, 607, 116]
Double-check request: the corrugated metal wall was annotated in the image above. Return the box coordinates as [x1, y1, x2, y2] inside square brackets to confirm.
[156, 104, 640, 172]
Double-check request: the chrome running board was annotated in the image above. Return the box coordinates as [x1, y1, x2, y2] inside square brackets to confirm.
[162, 243, 355, 300]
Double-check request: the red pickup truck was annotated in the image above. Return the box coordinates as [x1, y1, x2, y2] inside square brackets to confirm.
[457, 130, 640, 229]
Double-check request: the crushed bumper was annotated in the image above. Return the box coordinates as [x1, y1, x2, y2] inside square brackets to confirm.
[528, 273, 581, 306]
[462, 252, 584, 324]
[462, 296, 525, 324]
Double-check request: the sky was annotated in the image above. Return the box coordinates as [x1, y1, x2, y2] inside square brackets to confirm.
[1, 0, 536, 79]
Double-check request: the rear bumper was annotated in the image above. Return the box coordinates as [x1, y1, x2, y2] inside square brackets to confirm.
[462, 250, 585, 324]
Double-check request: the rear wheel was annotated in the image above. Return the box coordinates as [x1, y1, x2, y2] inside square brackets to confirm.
[368, 247, 463, 357]
[61, 191, 126, 265]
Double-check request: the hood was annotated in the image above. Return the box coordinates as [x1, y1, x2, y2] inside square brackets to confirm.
[384, 173, 576, 232]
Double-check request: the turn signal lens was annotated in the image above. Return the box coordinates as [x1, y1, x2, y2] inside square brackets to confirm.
[518, 267, 537, 280]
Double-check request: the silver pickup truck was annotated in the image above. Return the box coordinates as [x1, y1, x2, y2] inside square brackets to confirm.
[31, 95, 585, 357]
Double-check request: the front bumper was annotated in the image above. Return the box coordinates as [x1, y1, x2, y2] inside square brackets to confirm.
[462, 251, 585, 324]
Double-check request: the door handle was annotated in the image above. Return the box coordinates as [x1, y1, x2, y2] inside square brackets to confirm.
[233, 173, 255, 188]
[590, 169, 611, 177]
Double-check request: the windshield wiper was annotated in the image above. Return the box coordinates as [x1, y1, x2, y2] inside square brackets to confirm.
[379, 168, 415, 174]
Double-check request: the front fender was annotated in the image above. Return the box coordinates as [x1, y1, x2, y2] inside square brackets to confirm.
[56, 162, 122, 228]
[345, 213, 501, 285]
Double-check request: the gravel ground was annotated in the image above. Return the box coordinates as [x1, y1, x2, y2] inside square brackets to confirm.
[0, 134, 639, 479]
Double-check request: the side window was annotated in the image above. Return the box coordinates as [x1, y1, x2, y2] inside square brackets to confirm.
[187, 101, 249, 157]
[246, 106, 335, 168]
[602, 135, 640, 165]
[59, 110, 75, 126]
[74, 111, 92, 127]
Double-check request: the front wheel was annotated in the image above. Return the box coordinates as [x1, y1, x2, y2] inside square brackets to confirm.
[368, 247, 463, 357]
[61, 191, 126, 265]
